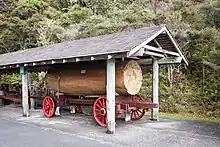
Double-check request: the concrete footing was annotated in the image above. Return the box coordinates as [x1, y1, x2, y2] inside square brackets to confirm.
[30, 98, 35, 110]
[55, 107, 60, 116]
[125, 112, 131, 122]
[70, 106, 75, 114]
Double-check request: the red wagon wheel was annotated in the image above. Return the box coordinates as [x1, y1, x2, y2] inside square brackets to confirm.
[93, 96, 107, 127]
[131, 95, 145, 120]
[43, 96, 56, 118]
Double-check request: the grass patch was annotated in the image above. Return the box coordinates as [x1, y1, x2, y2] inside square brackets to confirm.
[159, 112, 220, 123]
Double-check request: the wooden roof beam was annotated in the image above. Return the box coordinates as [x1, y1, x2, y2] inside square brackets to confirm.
[144, 50, 165, 58]
[164, 27, 188, 65]
[144, 45, 180, 57]
[128, 26, 166, 57]
[138, 57, 183, 65]
[153, 39, 162, 49]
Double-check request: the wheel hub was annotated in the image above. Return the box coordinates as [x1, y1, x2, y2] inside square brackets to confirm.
[100, 108, 106, 116]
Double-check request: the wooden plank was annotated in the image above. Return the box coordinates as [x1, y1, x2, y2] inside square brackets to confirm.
[125, 112, 131, 122]
[144, 45, 180, 56]
[28, 73, 35, 110]
[153, 39, 169, 59]
[0, 90, 4, 106]
[144, 51, 165, 58]
[164, 28, 188, 65]
[20, 66, 29, 117]
[138, 57, 182, 65]
[128, 26, 166, 57]
[154, 39, 162, 48]
[130, 48, 144, 56]
[76, 58, 80, 62]
[151, 59, 159, 120]
[91, 56, 95, 61]
[55, 107, 60, 116]
[106, 58, 116, 134]
[108, 55, 112, 59]
[30, 98, 35, 110]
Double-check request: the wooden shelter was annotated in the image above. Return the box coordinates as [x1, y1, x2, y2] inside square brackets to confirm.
[0, 25, 188, 134]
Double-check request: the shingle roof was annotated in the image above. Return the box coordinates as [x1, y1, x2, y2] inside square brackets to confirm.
[0, 25, 188, 69]
[0, 26, 163, 66]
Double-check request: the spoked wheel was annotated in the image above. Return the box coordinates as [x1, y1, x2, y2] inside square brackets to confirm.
[43, 96, 56, 118]
[131, 95, 145, 120]
[93, 96, 107, 127]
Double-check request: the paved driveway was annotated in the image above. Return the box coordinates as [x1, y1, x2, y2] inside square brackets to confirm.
[0, 118, 112, 147]
[0, 105, 219, 147]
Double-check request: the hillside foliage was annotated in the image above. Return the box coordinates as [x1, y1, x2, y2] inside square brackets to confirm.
[0, 0, 220, 118]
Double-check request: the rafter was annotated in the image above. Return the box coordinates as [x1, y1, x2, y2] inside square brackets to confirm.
[144, 51, 165, 58]
[144, 45, 180, 57]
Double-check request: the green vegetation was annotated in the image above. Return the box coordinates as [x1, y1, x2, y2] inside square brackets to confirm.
[160, 112, 220, 123]
[145, 111, 220, 123]
[0, 0, 219, 120]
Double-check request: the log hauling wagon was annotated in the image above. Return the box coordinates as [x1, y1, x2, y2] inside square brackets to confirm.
[42, 60, 158, 127]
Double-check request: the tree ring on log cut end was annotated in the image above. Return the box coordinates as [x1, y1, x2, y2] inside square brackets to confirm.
[123, 60, 142, 95]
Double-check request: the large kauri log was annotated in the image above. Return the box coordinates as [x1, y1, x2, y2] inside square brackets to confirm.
[45, 60, 142, 96]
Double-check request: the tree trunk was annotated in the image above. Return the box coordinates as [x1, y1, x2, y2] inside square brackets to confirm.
[45, 60, 142, 96]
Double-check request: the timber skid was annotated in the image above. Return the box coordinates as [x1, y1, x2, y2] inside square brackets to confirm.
[0, 84, 21, 104]
[42, 95, 158, 127]
[0, 84, 41, 106]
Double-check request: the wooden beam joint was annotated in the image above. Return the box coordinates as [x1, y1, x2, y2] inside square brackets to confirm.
[138, 57, 183, 65]
[144, 45, 180, 57]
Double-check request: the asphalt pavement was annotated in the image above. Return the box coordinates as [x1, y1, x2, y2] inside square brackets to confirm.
[0, 105, 219, 147]
[0, 118, 112, 147]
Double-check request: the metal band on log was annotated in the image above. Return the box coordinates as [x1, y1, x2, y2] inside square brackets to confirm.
[45, 60, 142, 96]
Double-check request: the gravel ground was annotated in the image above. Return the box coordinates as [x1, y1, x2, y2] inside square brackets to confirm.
[0, 105, 219, 147]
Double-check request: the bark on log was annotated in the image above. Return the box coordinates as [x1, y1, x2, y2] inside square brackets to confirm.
[45, 60, 142, 96]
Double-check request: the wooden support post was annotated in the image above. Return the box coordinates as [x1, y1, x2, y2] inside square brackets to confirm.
[0, 90, 4, 106]
[70, 105, 75, 114]
[106, 58, 116, 134]
[28, 73, 35, 110]
[0, 99, 4, 106]
[55, 76, 61, 116]
[125, 112, 131, 122]
[30, 98, 35, 110]
[55, 107, 60, 115]
[151, 59, 159, 121]
[20, 66, 29, 117]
